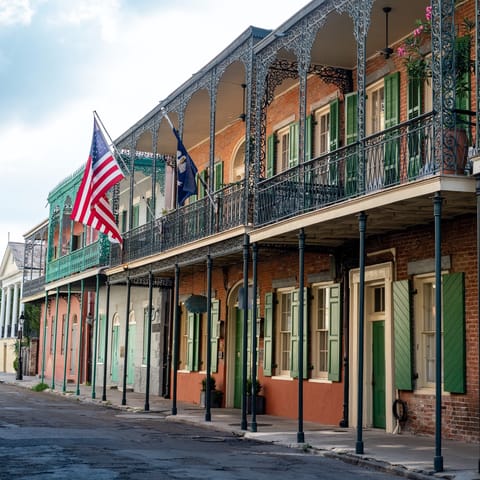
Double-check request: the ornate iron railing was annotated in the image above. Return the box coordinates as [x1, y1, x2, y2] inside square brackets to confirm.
[255, 112, 455, 226]
[46, 240, 110, 283]
[111, 181, 246, 265]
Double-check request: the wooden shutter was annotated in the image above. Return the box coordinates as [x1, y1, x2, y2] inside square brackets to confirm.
[263, 292, 274, 376]
[132, 204, 140, 228]
[329, 99, 340, 185]
[329, 99, 340, 151]
[407, 78, 423, 179]
[443, 272, 465, 393]
[345, 92, 358, 196]
[327, 284, 341, 381]
[393, 280, 413, 390]
[290, 288, 308, 379]
[289, 122, 299, 168]
[305, 115, 313, 161]
[214, 162, 224, 191]
[384, 72, 400, 185]
[210, 299, 220, 373]
[266, 134, 276, 178]
[198, 170, 207, 199]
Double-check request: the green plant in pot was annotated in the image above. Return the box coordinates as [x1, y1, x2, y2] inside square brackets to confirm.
[246, 377, 265, 414]
[200, 376, 222, 408]
[397, 7, 474, 174]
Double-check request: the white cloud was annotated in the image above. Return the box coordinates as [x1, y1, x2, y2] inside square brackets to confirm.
[0, 0, 34, 26]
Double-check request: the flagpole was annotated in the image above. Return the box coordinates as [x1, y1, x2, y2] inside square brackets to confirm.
[160, 107, 217, 212]
[93, 110, 131, 175]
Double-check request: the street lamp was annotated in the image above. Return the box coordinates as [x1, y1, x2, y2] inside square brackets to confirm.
[16, 312, 25, 381]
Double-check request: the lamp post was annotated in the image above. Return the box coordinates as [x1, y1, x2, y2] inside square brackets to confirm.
[16, 312, 25, 381]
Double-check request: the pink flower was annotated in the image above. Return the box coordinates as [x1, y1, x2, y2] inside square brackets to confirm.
[425, 6, 432, 22]
[413, 25, 424, 37]
[396, 46, 406, 57]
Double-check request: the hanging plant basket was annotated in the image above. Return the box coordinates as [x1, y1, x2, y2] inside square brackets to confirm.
[185, 295, 208, 313]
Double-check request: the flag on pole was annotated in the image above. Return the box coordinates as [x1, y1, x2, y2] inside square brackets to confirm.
[71, 118, 125, 244]
[172, 127, 198, 206]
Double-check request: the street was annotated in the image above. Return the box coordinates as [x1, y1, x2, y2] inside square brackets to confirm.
[0, 384, 402, 479]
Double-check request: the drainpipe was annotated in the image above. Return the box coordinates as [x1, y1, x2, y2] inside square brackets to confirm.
[205, 254, 213, 422]
[339, 254, 350, 428]
[250, 242, 258, 433]
[171, 264, 180, 415]
[297, 228, 305, 443]
[145, 270, 153, 411]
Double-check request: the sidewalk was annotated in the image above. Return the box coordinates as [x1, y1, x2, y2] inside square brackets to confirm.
[1, 373, 478, 480]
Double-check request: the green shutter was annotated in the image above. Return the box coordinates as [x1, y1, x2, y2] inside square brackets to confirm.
[393, 280, 413, 390]
[329, 99, 340, 151]
[455, 35, 471, 134]
[186, 312, 195, 371]
[384, 72, 400, 185]
[263, 292, 273, 376]
[266, 134, 276, 178]
[289, 122, 299, 168]
[329, 99, 340, 185]
[290, 288, 308, 379]
[345, 92, 358, 196]
[198, 170, 207, 199]
[407, 78, 423, 179]
[210, 299, 220, 373]
[328, 284, 341, 381]
[121, 210, 127, 233]
[132, 204, 140, 228]
[443, 272, 465, 393]
[97, 314, 105, 362]
[305, 115, 313, 161]
[214, 162, 224, 191]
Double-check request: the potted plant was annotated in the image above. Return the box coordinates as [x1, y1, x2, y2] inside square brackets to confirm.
[246, 377, 265, 414]
[200, 376, 223, 408]
[397, 6, 474, 174]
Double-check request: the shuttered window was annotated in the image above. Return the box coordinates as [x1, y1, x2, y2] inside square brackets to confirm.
[266, 134, 276, 178]
[384, 72, 400, 185]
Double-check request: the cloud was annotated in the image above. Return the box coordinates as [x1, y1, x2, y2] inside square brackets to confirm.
[0, 0, 34, 26]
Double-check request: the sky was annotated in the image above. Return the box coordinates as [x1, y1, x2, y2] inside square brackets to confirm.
[0, 0, 310, 257]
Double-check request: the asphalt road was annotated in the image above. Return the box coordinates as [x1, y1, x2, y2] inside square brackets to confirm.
[0, 384, 401, 479]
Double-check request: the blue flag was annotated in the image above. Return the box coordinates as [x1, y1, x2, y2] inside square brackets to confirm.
[173, 128, 198, 206]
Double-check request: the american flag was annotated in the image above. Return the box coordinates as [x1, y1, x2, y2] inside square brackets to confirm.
[71, 118, 125, 244]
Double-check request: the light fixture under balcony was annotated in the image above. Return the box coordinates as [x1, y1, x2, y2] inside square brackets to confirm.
[379, 7, 393, 59]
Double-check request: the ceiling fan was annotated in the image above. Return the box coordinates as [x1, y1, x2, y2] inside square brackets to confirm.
[379, 7, 393, 59]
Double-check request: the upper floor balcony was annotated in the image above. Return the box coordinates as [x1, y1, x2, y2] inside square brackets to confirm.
[46, 238, 110, 284]
[111, 180, 245, 265]
[256, 112, 471, 227]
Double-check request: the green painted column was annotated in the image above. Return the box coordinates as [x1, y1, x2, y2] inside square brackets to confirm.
[62, 285, 71, 392]
[51, 288, 60, 390]
[40, 292, 48, 384]
[92, 275, 100, 399]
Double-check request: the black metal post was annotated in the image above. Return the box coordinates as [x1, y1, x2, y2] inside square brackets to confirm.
[241, 233, 250, 431]
[297, 228, 305, 443]
[433, 192, 444, 473]
[122, 277, 131, 406]
[172, 264, 180, 415]
[145, 271, 153, 411]
[91, 274, 100, 399]
[102, 282, 111, 402]
[16, 313, 24, 381]
[356, 212, 367, 455]
[340, 262, 349, 428]
[205, 254, 213, 422]
[250, 242, 258, 433]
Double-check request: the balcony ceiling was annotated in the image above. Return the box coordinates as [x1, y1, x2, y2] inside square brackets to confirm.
[137, 0, 429, 157]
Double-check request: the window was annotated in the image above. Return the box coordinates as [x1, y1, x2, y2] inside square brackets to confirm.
[132, 204, 140, 228]
[142, 307, 149, 365]
[97, 314, 105, 363]
[312, 287, 328, 379]
[61, 314, 66, 355]
[264, 285, 341, 381]
[278, 291, 293, 375]
[414, 276, 438, 388]
[366, 80, 385, 135]
[314, 107, 330, 157]
[277, 126, 291, 173]
[50, 316, 55, 354]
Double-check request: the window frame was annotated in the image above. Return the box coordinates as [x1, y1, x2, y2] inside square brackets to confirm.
[314, 106, 331, 158]
[366, 79, 385, 136]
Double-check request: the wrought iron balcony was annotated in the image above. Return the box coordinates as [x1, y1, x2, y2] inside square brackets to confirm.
[254, 112, 467, 226]
[22, 275, 46, 299]
[46, 239, 110, 283]
[111, 180, 246, 265]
